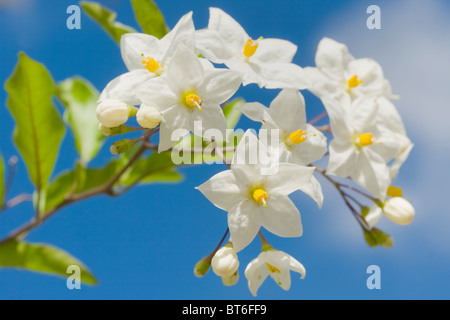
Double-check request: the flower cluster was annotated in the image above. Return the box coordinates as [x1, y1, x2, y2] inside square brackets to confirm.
[97, 8, 414, 296]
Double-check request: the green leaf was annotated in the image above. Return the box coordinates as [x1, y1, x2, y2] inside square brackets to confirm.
[223, 98, 245, 129]
[120, 151, 182, 186]
[130, 0, 169, 38]
[56, 77, 104, 165]
[40, 161, 119, 212]
[0, 241, 97, 285]
[5, 53, 65, 192]
[363, 227, 394, 248]
[0, 153, 4, 205]
[81, 1, 137, 44]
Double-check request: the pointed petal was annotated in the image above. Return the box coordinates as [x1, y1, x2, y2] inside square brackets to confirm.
[120, 33, 161, 71]
[228, 200, 261, 252]
[327, 140, 357, 178]
[253, 38, 297, 64]
[297, 175, 324, 209]
[259, 195, 303, 238]
[99, 70, 152, 105]
[351, 149, 390, 199]
[245, 256, 270, 296]
[208, 7, 248, 54]
[196, 170, 245, 211]
[269, 89, 306, 131]
[166, 44, 205, 93]
[158, 105, 190, 152]
[265, 163, 315, 195]
[315, 37, 349, 81]
[199, 68, 242, 105]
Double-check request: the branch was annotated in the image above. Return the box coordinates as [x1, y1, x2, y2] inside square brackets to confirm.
[0, 129, 156, 245]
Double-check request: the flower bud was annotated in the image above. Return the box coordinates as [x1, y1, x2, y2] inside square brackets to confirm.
[222, 271, 239, 286]
[136, 105, 162, 129]
[110, 138, 141, 155]
[383, 197, 415, 225]
[211, 246, 239, 278]
[98, 124, 142, 137]
[96, 100, 137, 128]
[193, 257, 211, 278]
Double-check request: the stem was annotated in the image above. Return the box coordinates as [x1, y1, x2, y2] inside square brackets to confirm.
[316, 167, 370, 230]
[0, 129, 156, 245]
[309, 110, 328, 125]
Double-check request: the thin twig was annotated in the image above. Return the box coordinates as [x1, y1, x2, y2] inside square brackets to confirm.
[0, 129, 156, 245]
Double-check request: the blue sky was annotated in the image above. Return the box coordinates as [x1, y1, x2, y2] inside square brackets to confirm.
[0, 0, 449, 299]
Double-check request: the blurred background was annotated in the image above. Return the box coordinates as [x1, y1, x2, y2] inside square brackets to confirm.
[0, 0, 449, 299]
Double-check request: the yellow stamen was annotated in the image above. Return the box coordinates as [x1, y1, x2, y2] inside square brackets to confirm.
[252, 188, 268, 207]
[243, 38, 259, 58]
[348, 75, 363, 88]
[142, 55, 160, 73]
[357, 132, 374, 147]
[185, 93, 203, 111]
[387, 186, 403, 198]
[288, 129, 308, 145]
[267, 263, 280, 274]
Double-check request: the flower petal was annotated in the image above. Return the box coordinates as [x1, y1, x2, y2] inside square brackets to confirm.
[208, 7, 248, 54]
[120, 33, 162, 71]
[269, 89, 307, 131]
[196, 170, 245, 211]
[265, 163, 315, 196]
[257, 62, 310, 89]
[166, 43, 205, 93]
[253, 38, 297, 64]
[365, 206, 383, 229]
[327, 140, 357, 178]
[228, 200, 261, 252]
[158, 105, 191, 152]
[159, 11, 195, 62]
[135, 76, 178, 109]
[195, 29, 233, 63]
[99, 70, 152, 105]
[199, 68, 242, 105]
[259, 194, 303, 238]
[244, 255, 270, 296]
[192, 104, 228, 140]
[315, 37, 350, 81]
[351, 149, 390, 199]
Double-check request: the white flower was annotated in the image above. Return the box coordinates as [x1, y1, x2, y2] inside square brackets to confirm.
[245, 250, 305, 296]
[195, 8, 310, 89]
[136, 105, 162, 129]
[96, 99, 136, 128]
[324, 96, 407, 199]
[375, 97, 414, 180]
[196, 130, 315, 252]
[383, 197, 415, 225]
[305, 37, 394, 103]
[136, 43, 241, 152]
[240, 89, 326, 208]
[211, 246, 239, 278]
[99, 12, 196, 105]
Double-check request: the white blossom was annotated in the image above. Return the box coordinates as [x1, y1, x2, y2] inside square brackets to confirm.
[195, 8, 310, 89]
[196, 130, 316, 252]
[245, 250, 306, 296]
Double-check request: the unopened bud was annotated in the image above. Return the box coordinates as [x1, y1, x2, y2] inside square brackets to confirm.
[194, 257, 211, 278]
[98, 124, 142, 137]
[136, 105, 162, 129]
[211, 246, 239, 278]
[222, 271, 239, 286]
[110, 138, 141, 155]
[96, 100, 137, 128]
[383, 197, 415, 225]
